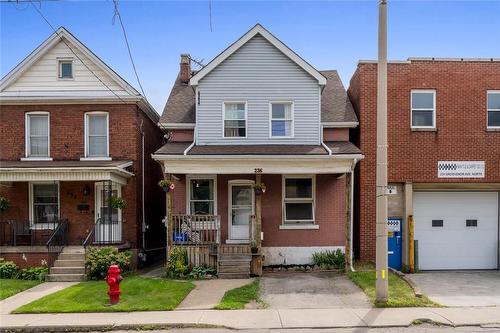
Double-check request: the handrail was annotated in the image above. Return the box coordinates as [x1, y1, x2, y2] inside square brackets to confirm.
[46, 219, 68, 267]
[83, 220, 97, 248]
[46, 219, 68, 247]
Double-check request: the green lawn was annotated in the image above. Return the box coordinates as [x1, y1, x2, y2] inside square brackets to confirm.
[0, 279, 41, 300]
[347, 271, 438, 308]
[215, 279, 263, 310]
[14, 276, 194, 313]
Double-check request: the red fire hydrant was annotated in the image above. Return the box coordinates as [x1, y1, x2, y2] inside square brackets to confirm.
[106, 265, 123, 305]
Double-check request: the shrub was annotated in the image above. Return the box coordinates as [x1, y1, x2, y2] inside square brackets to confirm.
[164, 247, 189, 279]
[85, 247, 131, 280]
[188, 265, 216, 279]
[0, 259, 18, 278]
[16, 267, 48, 281]
[312, 249, 345, 269]
[0, 196, 10, 212]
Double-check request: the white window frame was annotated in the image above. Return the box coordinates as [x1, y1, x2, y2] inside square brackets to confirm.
[186, 175, 217, 215]
[58, 58, 74, 80]
[487, 90, 500, 129]
[411, 89, 436, 129]
[269, 101, 294, 138]
[29, 181, 60, 229]
[222, 101, 247, 139]
[82, 111, 111, 161]
[23, 111, 52, 161]
[281, 175, 317, 229]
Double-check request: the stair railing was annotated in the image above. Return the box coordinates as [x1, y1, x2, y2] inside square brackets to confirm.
[46, 219, 68, 267]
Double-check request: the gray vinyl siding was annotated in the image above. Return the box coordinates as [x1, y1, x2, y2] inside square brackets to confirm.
[196, 35, 320, 145]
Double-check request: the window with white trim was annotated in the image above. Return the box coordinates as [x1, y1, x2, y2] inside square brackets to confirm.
[85, 113, 109, 158]
[31, 183, 59, 224]
[283, 176, 315, 224]
[189, 178, 215, 215]
[223, 102, 246, 138]
[26, 112, 49, 158]
[270, 102, 293, 137]
[411, 90, 435, 128]
[487, 91, 500, 128]
[58, 60, 73, 79]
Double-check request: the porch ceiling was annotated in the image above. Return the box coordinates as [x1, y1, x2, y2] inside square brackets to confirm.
[0, 160, 133, 185]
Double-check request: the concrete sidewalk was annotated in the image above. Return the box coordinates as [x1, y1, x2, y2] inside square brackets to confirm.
[1, 307, 500, 331]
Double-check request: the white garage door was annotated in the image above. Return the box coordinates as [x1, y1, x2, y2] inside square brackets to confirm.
[414, 192, 499, 270]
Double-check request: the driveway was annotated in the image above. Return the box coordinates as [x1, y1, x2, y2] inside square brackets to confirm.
[260, 271, 371, 309]
[407, 271, 500, 307]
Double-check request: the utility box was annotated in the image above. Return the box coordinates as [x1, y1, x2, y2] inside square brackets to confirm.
[388, 217, 402, 271]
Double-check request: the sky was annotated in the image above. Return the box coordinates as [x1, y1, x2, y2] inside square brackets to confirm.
[1, 0, 499, 113]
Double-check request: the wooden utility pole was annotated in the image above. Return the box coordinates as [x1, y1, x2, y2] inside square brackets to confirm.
[376, 0, 389, 303]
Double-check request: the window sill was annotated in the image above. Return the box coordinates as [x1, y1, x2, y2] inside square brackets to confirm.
[486, 128, 500, 132]
[411, 128, 437, 132]
[20, 157, 53, 161]
[279, 224, 319, 230]
[80, 157, 112, 161]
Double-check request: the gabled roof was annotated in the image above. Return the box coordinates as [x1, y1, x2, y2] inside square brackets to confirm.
[0, 27, 158, 122]
[189, 24, 327, 86]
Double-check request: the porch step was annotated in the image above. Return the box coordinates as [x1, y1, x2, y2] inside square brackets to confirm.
[49, 266, 85, 275]
[47, 246, 86, 282]
[218, 273, 251, 279]
[58, 253, 85, 261]
[46, 273, 86, 282]
[54, 259, 85, 267]
[217, 253, 251, 279]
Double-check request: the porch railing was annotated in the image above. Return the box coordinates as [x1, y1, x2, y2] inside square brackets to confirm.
[0, 220, 63, 247]
[171, 214, 220, 246]
[46, 219, 68, 267]
[83, 218, 123, 248]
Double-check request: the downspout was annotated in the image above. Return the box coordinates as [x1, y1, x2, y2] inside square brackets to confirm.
[320, 125, 332, 155]
[140, 120, 146, 251]
[349, 158, 359, 272]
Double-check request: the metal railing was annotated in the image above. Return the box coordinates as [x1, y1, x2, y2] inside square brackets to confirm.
[171, 214, 220, 245]
[46, 219, 68, 267]
[0, 220, 63, 246]
[83, 218, 123, 248]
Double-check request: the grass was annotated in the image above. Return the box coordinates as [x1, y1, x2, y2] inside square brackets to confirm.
[214, 279, 263, 310]
[0, 279, 41, 300]
[347, 270, 438, 308]
[14, 276, 194, 313]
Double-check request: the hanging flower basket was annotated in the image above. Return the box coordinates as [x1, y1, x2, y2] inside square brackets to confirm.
[252, 183, 266, 196]
[109, 197, 127, 210]
[158, 179, 175, 192]
[0, 196, 10, 213]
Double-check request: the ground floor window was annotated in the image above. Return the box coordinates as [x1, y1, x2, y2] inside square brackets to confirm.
[30, 183, 59, 224]
[283, 176, 315, 224]
[188, 177, 215, 215]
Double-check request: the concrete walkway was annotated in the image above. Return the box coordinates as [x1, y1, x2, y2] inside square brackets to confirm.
[1, 307, 500, 330]
[177, 278, 253, 310]
[0, 282, 77, 314]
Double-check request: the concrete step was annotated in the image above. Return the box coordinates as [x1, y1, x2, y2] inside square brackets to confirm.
[62, 246, 85, 254]
[50, 266, 85, 275]
[58, 253, 85, 261]
[54, 259, 85, 267]
[46, 273, 86, 282]
[218, 273, 250, 279]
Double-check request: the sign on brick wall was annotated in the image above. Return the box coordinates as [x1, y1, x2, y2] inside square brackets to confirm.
[438, 161, 485, 178]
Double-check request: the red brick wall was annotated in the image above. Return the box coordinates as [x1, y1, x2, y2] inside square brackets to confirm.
[323, 128, 350, 141]
[1, 252, 49, 269]
[348, 60, 500, 260]
[168, 129, 194, 142]
[168, 174, 346, 247]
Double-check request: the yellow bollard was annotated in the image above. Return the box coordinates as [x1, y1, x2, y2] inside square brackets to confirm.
[408, 215, 415, 273]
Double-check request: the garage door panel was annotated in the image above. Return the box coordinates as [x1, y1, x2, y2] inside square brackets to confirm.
[414, 192, 498, 270]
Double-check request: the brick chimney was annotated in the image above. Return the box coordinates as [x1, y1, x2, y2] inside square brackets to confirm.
[180, 54, 191, 84]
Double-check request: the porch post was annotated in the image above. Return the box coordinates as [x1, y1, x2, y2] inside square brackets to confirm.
[345, 172, 352, 272]
[255, 170, 262, 248]
[165, 173, 173, 260]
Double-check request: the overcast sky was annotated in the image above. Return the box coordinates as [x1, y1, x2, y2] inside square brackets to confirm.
[2, 0, 499, 113]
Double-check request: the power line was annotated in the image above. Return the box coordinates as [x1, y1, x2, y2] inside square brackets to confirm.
[27, 0, 129, 104]
[112, 0, 148, 102]
[208, 0, 213, 32]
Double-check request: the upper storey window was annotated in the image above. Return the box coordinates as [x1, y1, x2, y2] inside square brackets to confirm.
[25, 112, 50, 158]
[85, 112, 109, 158]
[411, 90, 436, 129]
[270, 102, 293, 137]
[223, 102, 247, 138]
[487, 91, 500, 129]
[58, 60, 73, 79]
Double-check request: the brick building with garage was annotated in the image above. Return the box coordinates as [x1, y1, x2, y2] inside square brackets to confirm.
[349, 58, 500, 270]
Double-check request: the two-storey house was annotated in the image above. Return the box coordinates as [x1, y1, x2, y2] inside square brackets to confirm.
[0, 27, 165, 279]
[349, 58, 500, 271]
[153, 25, 363, 277]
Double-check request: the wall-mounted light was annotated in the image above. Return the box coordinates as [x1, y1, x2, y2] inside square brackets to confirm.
[83, 184, 91, 196]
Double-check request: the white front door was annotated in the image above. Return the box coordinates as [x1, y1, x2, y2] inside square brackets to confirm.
[228, 181, 254, 241]
[95, 183, 122, 243]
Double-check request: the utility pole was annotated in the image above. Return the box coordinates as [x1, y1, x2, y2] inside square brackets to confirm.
[376, 0, 389, 303]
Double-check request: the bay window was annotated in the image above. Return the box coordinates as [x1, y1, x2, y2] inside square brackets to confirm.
[283, 176, 315, 225]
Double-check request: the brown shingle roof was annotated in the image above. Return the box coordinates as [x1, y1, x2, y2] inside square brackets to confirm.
[159, 70, 358, 125]
[0, 160, 132, 168]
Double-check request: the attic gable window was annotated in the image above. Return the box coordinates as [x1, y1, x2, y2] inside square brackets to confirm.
[58, 60, 73, 79]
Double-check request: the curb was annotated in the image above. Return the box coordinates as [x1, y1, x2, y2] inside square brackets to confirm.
[388, 267, 423, 297]
[0, 323, 226, 333]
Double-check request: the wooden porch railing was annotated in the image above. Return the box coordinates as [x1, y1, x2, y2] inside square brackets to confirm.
[171, 214, 220, 246]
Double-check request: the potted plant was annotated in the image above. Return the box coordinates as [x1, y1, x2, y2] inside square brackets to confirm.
[158, 179, 175, 192]
[0, 196, 10, 213]
[252, 183, 266, 195]
[109, 197, 127, 209]
[250, 240, 259, 254]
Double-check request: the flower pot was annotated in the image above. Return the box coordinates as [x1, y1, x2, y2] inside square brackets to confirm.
[163, 186, 170, 193]
[254, 189, 263, 196]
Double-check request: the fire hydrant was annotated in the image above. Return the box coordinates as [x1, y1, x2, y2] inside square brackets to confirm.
[106, 265, 123, 305]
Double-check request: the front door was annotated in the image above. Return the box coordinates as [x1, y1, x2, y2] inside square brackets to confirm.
[228, 182, 254, 241]
[95, 182, 122, 243]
